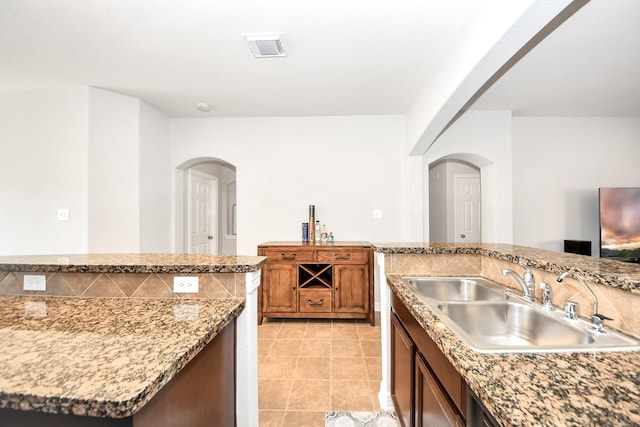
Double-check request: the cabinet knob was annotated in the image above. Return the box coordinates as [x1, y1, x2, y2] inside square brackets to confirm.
[308, 299, 324, 306]
[335, 254, 350, 260]
[281, 253, 296, 260]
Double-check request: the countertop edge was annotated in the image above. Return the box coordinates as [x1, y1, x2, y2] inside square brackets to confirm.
[0, 297, 245, 419]
[0, 254, 267, 274]
[373, 243, 640, 294]
[116, 298, 245, 418]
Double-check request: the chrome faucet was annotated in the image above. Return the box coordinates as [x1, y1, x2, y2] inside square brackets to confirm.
[502, 261, 535, 302]
[539, 282, 553, 311]
[557, 271, 612, 333]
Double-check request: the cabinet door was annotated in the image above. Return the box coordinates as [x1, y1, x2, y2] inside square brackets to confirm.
[415, 353, 465, 427]
[391, 312, 414, 427]
[262, 263, 297, 313]
[333, 264, 369, 313]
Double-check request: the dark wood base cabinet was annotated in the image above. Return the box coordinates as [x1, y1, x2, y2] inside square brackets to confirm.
[258, 242, 375, 325]
[391, 292, 466, 427]
[0, 320, 237, 427]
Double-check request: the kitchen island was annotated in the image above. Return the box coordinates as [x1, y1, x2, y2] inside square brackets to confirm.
[0, 253, 266, 427]
[374, 243, 640, 426]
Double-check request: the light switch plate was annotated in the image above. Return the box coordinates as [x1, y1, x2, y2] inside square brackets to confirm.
[57, 208, 70, 221]
[173, 276, 199, 293]
[373, 209, 384, 219]
[24, 274, 46, 291]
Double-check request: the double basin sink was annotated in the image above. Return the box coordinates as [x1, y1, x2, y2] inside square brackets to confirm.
[401, 276, 640, 353]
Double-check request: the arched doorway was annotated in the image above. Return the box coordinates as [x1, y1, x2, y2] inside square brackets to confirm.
[175, 158, 237, 255]
[428, 155, 484, 243]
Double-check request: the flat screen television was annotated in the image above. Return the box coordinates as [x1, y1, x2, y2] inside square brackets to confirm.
[599, 187, 640, 263]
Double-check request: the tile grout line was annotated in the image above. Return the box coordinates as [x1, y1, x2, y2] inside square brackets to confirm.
[260, 317, 381, 423]
[282, 319, 307, 426]
[329, 320, 333, 413]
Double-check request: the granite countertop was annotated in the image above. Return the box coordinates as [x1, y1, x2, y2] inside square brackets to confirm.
[374, 242, 640, 294]
[0, 296, 244, 418]
[0, 253, 266, 274]
[386, 275, 640, 426]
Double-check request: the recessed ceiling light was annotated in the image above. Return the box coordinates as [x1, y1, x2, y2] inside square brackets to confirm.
[196, 102, 211, 112]
[243, 33, 288, 58]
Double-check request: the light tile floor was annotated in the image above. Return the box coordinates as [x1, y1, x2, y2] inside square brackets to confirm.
[258, 314, 382, 427]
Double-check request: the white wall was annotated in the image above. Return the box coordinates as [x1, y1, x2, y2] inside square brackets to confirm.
[428, 162, 448, 242]
[139, 101, 171, 253]
[424, 111, 514, 244]
[0, 87, 89, 255]
[88, 88, 141, 252]
[170, 116, 407, 255]
[512, 116, 640, 253]
[0, 86, 171, 255]
[88, 87, 171, 253]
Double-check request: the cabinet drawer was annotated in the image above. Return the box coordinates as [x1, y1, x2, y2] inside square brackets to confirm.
[299, 289, 333, 313]
[316, 249, 368, 263]
[263, 249, 314, 263]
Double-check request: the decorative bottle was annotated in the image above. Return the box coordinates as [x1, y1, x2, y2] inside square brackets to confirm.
[309, 205, 315, 243]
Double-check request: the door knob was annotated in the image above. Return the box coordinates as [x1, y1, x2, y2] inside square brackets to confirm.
[460, 234, 466, 238]
[208, 235, 213, 240]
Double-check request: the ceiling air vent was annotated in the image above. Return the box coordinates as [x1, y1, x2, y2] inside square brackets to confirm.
[243, 33, 288, 58]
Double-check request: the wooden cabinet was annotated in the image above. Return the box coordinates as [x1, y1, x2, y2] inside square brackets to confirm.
[258, 242, 374, 325]
[391, 292, 466, 427]
[262, 263, 297, 313]
[334, 264, 369, 314]
[391, 312, 414, 427]
[415, 353, 465, 427]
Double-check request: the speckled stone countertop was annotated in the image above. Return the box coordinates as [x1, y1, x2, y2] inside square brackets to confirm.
[0, 253, 266, 274]
[386, 275, 640, 426]
[0, 296, 243, 418]
[374, 242, 640, 294]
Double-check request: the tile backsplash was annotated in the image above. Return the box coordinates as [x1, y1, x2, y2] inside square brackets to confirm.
[0, 271, 245, 299]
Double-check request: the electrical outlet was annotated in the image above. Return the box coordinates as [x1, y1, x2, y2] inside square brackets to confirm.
[173, 276, 199, 293]
[24, 275, 46, 291]
[373, 209, 384, 219]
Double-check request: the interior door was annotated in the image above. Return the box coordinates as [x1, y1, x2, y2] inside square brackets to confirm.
[188, 170, 218, 254]
[454, 174, 481, 243]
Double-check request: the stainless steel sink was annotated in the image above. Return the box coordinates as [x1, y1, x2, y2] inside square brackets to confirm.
[399, 275, 640, 353]
[401, 277, 507, 302]
[436, 301, 640, 353]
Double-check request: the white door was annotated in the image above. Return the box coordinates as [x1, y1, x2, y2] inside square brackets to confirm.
[454, 174, 481, 243]
[187, 170, 218, 254]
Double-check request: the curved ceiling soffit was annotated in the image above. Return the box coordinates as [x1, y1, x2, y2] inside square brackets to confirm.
[176, 157, 236, 171]
[412, 0, 589, 156]
[431, 153, 491, 169]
